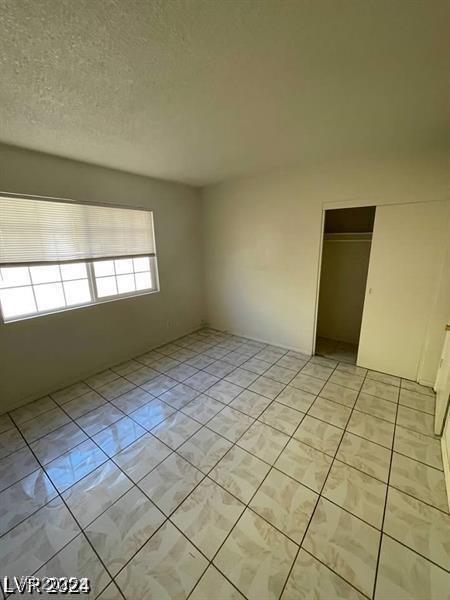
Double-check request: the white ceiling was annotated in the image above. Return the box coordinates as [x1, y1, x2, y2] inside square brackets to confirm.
[0, 0, 447, 185]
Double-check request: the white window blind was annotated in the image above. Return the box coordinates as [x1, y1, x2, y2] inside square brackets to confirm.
[0, 195, 155, 265]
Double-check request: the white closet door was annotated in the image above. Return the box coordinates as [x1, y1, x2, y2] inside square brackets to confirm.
[357, 201, 448, 380]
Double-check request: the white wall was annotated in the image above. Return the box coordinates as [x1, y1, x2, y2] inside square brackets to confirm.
[317, 239, 371, 345]
[202, 153, 449, 379]
[0, 144, 203, 412]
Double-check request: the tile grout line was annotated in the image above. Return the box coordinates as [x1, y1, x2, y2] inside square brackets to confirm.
[0, 330, 444, 599]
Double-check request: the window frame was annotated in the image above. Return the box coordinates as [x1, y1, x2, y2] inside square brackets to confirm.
[0, 254, 159, 324]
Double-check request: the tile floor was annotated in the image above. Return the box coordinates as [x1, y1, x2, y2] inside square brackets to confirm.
[0, 329, 449, 599]
[316, 336, 358, 364]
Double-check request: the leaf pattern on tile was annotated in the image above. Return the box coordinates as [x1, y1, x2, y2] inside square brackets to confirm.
[293, 415, 343, 456]
[281, 549, 366, 600]
[276, 386, 316, 412]
[337, 432, 391, 482]
[303, 498, 380, 598]
[396, 405, 434, 437]
[319, 381, 358, 407]
[250, 469, 318, 543]
[237, 421, 289, 464]
[394, 426, 443, 470]
[190, 565, 245, 600]
[346, 411, 394, 449]
[275, 438, 332, 492]
[214, 508, 297, 600]
[172, 478, 245, 558]
[355, 393, 397, 423]
[384, 487, 450, 571]
[399, 389, 435, 415]
[308, 397, 351, 429]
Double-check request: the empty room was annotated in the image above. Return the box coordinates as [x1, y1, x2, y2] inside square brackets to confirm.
[0, 1, 449, 599]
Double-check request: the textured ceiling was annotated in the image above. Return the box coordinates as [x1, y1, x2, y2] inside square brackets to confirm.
[0, 0, 448, 185]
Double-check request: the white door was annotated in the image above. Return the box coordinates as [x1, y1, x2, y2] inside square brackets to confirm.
[357, 201, 448, 380]
[435, 328, 450, 435]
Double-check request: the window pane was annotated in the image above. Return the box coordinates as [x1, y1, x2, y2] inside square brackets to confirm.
[64, 279, 91, 306]
[60, 262, 87, 281]
[117, 274, 135, 294]
[115, 258, 133, 274]
[96, 276, 118, 297]
[94, 260, 114, 277]
[0, 267, 31, 288]
[0, 287, 36, 318]
[135, 271, 152, 290]
[133, 257, 150, 272]
[30, 265, 61, 284]
[34, 282, 66, 311]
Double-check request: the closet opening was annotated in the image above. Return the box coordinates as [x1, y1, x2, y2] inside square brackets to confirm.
[315, 206, 376, 364]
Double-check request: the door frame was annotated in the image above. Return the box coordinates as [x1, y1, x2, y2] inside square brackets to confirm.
[311, 199, 377, 357]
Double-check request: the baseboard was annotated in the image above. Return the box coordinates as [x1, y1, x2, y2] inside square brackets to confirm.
[219, 327, 312, 357]
[2, 323, 204, 414]
[441, 434, 450, 513]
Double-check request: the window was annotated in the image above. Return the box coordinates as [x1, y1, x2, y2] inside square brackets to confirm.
[0, 194, 159, 322]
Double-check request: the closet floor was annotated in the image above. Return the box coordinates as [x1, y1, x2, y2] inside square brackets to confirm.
[316, 336, 358, 364]
[0, 329, 448, 599]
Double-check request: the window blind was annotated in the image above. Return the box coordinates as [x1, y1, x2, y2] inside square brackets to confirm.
[0, 195, 155, 265]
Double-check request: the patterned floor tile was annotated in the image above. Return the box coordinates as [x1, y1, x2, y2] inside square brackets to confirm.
[62, 460, 132, 528]
[18, 407, 71, 443]
[394, 426, 443, 470]
[323, 460, 387, 528]
[399, 389, 435, 415]
[115, 520, 208, 599]
[93, 416, 146, 457]
[396, 405, 435, 437]
[0, 446, 40, 492]
[303, 497, 380, 597]
[114, 433, 172, 483]
[293, 415, 343, 456]
[275, 438, 332, 493]
[207, 406, 254, 442]
[237, 421, 289, 464]
[276, 355, 307, 371]
[367, 370, 400, 387]
[263, 364, 298, 384]
[10, 396, 56, 425]
[259, 401, 304, 435]
[229, 389, 271, 418]
[111, 387, 154, 414]
[190, 565, 245, 600]
[337, 431, 391, 482]
[85, 369, 119, 389]
[308, 396, 351, 429]
[361, 379, 399, 403]
[35, 533, 111, 596]
[97, 377, 136, 401]
[0, 413, 14, 434]
[51, 382, 90, 405]
[172, 477, 245, 558]
[281, 549, 367, 600]
[141, 374, 177, 396]
[206, 379, 243, 403]
[0, 469, 57, 536]
[335, 363, 367, 378]
[138, 453, 204, 516]
[86, 486, 165, 576]
[249, 375, 285, 400]
[159, 383, 199, 409]
[63, 389, 106, 419]
[346, 411, 394, 449]
[276, 386, 316, 412]
[0, 427, 26, 460]
[210, 446, 270, 503]
[319, 381, 358, 407]
[390, 453, 448, 512]
[301, 362, 334, 380]
[214, 508, 297, 600]
[44, 439, 108, 493]
[328, 371, 364, 391]
[129, 398, 175, 430]
[375, 535, 449, 600]
[384, 487, 450, 570]
[177, 427, 232, 474]
[0, 496, 79, 579]
[250, 468, 317, 543]
[76, 403, 124, 436]
[355, 393, 397, 423]
[151, 412, 202, 450]
[290, 373, 325, 395]
[401, 379, 435, 397]
[241, 357, 271, 375]
[181, 394, 224, 424]
[225, 367, 259, 387]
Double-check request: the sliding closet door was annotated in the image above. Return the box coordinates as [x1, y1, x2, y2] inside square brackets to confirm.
[357, 201, 448, 380]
